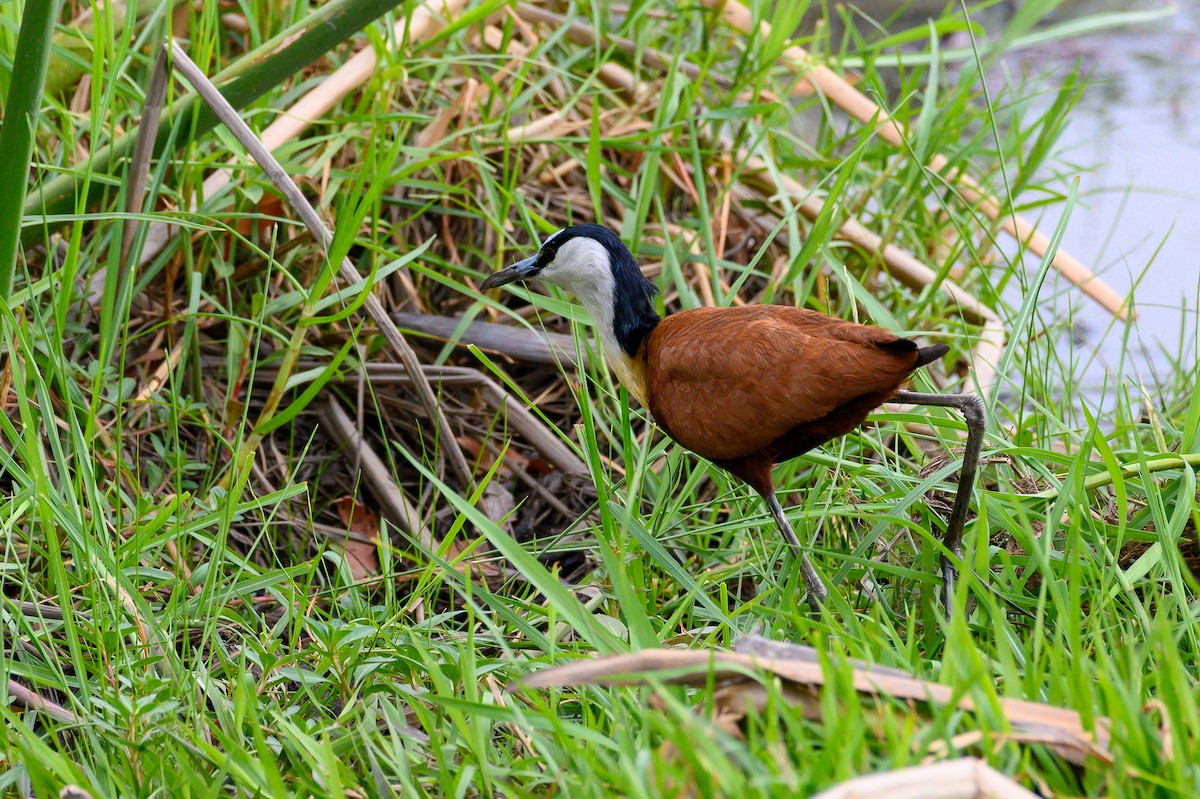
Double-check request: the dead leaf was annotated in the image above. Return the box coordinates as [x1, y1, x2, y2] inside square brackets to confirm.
[333, 496, 380, 580]
[335, 496, 379, 533]
[233, 191, 285, 251]
[456, 435, 534, 479]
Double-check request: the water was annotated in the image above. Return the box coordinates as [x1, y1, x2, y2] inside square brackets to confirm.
[1002, 1, 1200, 397]
[850, 1, 1200, 401]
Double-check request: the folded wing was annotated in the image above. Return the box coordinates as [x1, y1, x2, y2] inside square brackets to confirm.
[645, 306, 921, 461]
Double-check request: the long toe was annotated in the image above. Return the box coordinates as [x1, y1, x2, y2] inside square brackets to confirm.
[940, 555, 957, 620]
[804, 578, 827, 613]
[801, 554, 828, 610]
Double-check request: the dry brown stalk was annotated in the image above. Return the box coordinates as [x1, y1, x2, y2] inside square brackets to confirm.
[704, 0, 1132, 321]
[121, 45, 169, 269]
[517, 647, 1113, 768]
[6, 678, 78, 725]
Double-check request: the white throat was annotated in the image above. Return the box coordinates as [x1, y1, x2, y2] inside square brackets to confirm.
[539, 237, 622, 357]
[537, 235, 649, 404]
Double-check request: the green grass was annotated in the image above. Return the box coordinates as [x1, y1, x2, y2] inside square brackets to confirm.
[1, 0, 1197, 796]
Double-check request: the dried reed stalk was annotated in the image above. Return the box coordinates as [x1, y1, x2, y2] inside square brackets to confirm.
[705, 0, 1132, 321]
[809, 758, 1040, 799]
[517, 647, 1113, 767]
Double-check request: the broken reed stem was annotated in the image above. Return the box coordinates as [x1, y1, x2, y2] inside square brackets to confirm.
[167, 40, 475, 488]
[517, 647, 1112, 767]
[808, 758, 1040, 799]
[704, 0, 1133, 321]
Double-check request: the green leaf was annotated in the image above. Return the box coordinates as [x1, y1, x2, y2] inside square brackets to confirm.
[22, 0, 415, 249]
[0, 0, 62, 303]
[254, 333, 357, 436]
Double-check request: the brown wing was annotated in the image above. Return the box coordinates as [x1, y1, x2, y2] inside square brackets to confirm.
[645, 306, 920, 462]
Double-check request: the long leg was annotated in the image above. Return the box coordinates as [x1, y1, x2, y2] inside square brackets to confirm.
[891, 391, 986, 616]
[761, 490, 829, 611]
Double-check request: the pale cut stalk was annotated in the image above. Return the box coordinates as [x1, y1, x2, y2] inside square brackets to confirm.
[517, 647, 1112, 766]
[168, 40, 475, 488]
[809, 758, 1041, 799]
[704, 0, 1133, 321]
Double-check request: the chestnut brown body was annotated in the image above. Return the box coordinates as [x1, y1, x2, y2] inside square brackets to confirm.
[643, 305, 946, 497]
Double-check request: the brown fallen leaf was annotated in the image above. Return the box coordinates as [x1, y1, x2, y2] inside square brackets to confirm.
[333, 495, 380, 580]
[456, 435, 534, 479]
[229, 190, 285, 260]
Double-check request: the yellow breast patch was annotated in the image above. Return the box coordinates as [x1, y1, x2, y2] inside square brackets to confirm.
[607, 349, 649, 407]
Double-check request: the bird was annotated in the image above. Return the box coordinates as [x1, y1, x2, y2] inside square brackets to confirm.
[480, 223, 986, 613]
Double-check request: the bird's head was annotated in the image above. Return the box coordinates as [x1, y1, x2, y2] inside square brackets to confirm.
[481, 224, 624, 293]
[480, 223, 660, 357]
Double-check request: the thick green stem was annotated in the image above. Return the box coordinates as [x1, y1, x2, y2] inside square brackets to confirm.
[0, 0, 63, 303]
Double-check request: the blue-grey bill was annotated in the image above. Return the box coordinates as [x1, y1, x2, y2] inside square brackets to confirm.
[479, 255, 539, 290]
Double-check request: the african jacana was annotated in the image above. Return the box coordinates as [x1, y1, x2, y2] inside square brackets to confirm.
[480, 223, 986, 612]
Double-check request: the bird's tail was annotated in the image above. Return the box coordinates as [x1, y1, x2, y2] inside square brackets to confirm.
[914, 343, 950, 368]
